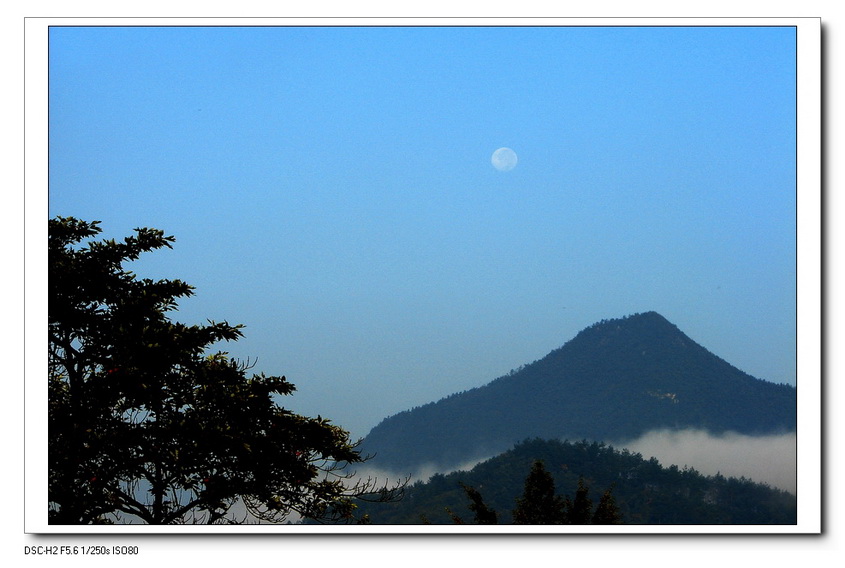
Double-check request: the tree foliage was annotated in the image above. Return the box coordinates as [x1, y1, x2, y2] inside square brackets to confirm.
[512, 461, 567, 524]
[511, 462, 617, 525]
[354, 439, 795, 525]
[564, 477, 594, 524]
[48, 216, 403, 524]
[591, 485, 623, 525]
[460, 483, 498, 524]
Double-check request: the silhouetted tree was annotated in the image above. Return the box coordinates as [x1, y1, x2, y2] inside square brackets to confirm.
[48, 217, 403, 524]
[352, 438, 790, 525]
[512, 460, 566, 524]
[511, 465, 620, 525]
[591, 485, 622, 524]
[461, 483, 498, 524]
[565, 477, 593, 524]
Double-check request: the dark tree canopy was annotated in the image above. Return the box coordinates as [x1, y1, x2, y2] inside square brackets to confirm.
[512, 461, 567, 524]
[460, 483, 498, 525]
[510, 463, 620, 525]
[48, 216, 403, 524]
[354, 439, 793, 525]
[591, 485, 622, 525]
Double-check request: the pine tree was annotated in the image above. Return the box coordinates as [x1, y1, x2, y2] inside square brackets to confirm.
[565, 477, 594, 524]
[591, 485, 622, 524]
[512, 461, 567, 524]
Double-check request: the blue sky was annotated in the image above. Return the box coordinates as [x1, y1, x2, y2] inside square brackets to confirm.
[48, 25, 797, 440]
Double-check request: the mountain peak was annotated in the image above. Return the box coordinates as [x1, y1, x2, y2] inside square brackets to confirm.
[580, 311, 676, 333]
[553, 311, 689, 362]
[361, 312, 796, 474]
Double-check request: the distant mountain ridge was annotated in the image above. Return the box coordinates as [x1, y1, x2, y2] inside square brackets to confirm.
[360, 312, 796, 475]
[354, 438, 797, 525]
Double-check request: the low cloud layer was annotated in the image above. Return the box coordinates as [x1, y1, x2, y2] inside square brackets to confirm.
[612, 429, 797, 494]
[356, 430, 797, 498]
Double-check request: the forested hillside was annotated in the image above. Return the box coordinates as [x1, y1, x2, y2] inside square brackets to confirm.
[353, 438, 797, 525]
[360, 312, 796, 474]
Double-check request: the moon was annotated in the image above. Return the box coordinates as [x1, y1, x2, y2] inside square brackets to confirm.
[491, 147, 518, 171]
